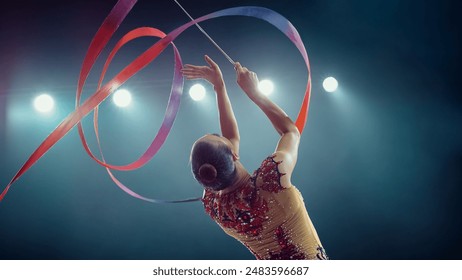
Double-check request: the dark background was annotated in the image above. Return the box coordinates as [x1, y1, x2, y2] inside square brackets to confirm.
[0, 0, 461, 259]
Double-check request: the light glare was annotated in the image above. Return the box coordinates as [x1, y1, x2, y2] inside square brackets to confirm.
[258, 80, 274, 96]
[113, 89, 132, 107]
[189, 84, 206, 101]
[34, 94, 54, 113]
[323, 77, 338, 92]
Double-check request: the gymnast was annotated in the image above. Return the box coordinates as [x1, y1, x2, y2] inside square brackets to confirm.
[181, 55, 328, 260]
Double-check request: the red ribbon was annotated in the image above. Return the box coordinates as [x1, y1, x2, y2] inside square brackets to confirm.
[1, 1, 311, 203]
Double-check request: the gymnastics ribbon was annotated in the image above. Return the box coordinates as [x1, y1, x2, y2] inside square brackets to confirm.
[0, 0, 311, 203]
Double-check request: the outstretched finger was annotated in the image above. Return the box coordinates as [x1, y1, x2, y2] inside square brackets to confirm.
[204, 55, 219, 69]
[181, 70, 203, 76]
[181, 68, 201, 74]
[183, 74, 204, 80]
[181, 68, 206, 76]
[183, 64, 205, 71]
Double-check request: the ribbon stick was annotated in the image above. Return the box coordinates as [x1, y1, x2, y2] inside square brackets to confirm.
[0, 0, 311, 203]
[173, 0, 235, 65]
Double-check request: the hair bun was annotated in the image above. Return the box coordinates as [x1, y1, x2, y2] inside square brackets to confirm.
[199, 163, 217, 182]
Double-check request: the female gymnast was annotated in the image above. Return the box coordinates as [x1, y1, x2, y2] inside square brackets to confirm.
[181, 55, 328, 260]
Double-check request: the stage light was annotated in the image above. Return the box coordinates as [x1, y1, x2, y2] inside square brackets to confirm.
[189, 84, 206, 101]
[113, 89, 132, 107]
[258, 79, 274, 96]
[323, 77, 338, 92]
[34, 94, 54, 113]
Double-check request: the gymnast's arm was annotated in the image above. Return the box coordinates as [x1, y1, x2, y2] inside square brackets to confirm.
[181, 55, 240, 154]
[234, 62, 300, 186]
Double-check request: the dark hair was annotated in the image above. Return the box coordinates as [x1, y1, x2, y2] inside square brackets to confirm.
[191, 137, 236, 190]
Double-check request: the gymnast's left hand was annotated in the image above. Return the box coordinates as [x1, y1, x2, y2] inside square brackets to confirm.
[181, 55, 225, 90]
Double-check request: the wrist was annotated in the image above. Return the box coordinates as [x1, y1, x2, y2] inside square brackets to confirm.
[246, 89, 263, 101]
[214, 82, 225, 92]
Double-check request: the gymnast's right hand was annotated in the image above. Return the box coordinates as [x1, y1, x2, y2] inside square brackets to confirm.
[181, 55, 225, 90]
[234, 62, 261, 100]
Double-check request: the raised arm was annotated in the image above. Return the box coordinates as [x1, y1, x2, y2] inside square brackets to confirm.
[235, 62, 300, 186]
[181, 55, 240, 154]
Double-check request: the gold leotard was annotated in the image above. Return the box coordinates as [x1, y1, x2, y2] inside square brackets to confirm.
[202, 155, 328, 260]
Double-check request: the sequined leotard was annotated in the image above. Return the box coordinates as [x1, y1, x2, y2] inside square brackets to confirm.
[202, 155, 328, 260]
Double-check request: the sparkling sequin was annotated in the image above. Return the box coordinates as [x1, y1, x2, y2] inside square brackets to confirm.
[202, 178, 269, 237]
[253, 155, 286, 193]
[268, 226, 306, 260]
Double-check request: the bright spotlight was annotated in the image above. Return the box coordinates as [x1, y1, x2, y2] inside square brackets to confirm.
[34, 94, 54, 113]
[113, 89, 132, 107]
[323, 77, 338, 92]
[258, 79, 274, 96]
[189, 84, 206, 101]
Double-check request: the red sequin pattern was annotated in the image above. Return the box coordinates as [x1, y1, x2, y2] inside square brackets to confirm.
[202, 179, 269, 237]
[254, 155, 286, 193]
[269, 226, 306, 260]
[202, 156, 284, 237]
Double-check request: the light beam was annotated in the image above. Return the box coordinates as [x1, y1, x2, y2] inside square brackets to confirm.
[323, 77, 338, 92]
[189, 84, 206, 101]
[33, 94, 55, 113]
[259, 79, 274, 96]
[113, 89, 132, 107]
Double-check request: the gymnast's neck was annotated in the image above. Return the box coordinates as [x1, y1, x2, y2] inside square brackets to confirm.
[218, 161, 250, 195]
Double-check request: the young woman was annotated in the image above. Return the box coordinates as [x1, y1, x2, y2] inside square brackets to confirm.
[181, 55, 328, 260]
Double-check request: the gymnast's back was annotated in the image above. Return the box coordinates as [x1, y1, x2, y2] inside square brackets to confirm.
[201, 154, 328, 260]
